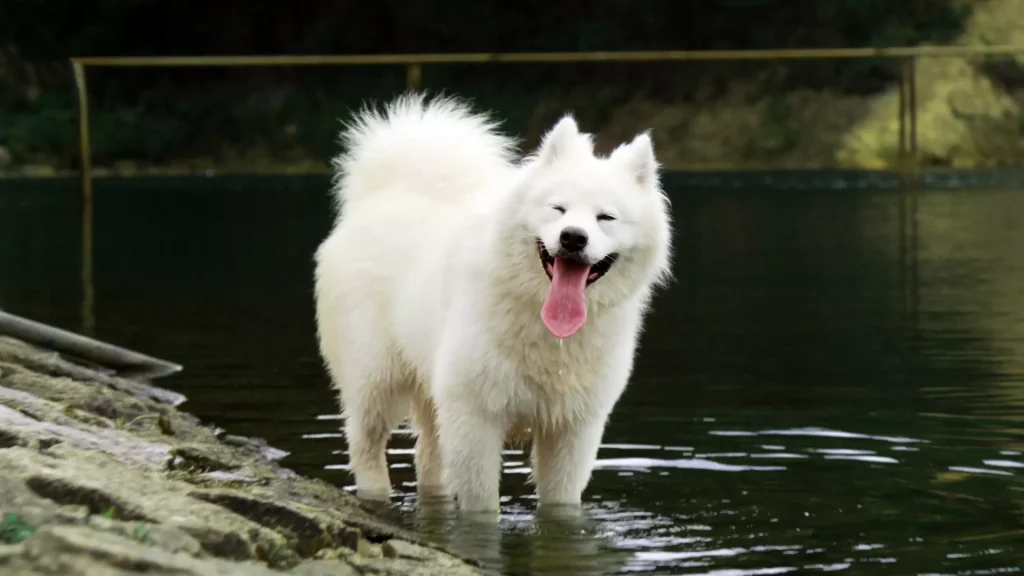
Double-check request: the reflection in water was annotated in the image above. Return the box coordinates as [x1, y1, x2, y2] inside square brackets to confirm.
[404, 496, 630, 576]
[2, 176, 1024, 574]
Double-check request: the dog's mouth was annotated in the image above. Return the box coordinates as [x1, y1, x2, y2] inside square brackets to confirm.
[536, 239, 619, 339]
[537, 240, 618, 286]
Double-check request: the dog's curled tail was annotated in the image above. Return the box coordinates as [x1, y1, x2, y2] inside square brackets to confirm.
[330, 93, 517, 208]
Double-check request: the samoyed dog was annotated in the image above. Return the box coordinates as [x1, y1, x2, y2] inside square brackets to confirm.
[314, 94, 672, 514]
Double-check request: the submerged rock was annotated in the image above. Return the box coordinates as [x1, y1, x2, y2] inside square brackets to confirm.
[0, 336, 481, 575]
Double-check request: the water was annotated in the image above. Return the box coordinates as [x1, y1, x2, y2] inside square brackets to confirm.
[3, 175, 1024, 574]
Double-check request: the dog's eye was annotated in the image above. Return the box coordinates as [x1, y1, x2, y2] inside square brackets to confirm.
[551, 205, 566, 214]
[597, 213, 617, 222]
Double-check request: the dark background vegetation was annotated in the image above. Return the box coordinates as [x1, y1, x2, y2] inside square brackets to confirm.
[0, 0, 970, 169]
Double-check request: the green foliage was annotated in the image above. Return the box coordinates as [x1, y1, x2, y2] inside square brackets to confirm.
[0, 1, 973, 168]
[133, 522, 150, 543]
[760, 94, 799, 154]
[1, 1, 971, 68]
[0, 97, 76, 167]
[0, 512, 34, 544]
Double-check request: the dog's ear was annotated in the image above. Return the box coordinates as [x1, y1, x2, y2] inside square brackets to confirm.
[536, 115, 580, 166]
[611, 131, 658, 188]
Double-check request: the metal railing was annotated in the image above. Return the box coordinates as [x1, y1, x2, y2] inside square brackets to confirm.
[70, 45, 1019, 336]
[68, 44, 1024, 193]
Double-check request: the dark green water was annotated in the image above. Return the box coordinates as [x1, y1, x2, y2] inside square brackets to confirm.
[3, 175, 1024, 575]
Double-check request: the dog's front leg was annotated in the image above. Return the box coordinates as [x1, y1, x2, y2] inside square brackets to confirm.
[531, 413, 609, 508]
[434, 386, 507, 515]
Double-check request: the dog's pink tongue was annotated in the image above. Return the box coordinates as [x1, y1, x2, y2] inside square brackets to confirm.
[541, 257, 590, 338]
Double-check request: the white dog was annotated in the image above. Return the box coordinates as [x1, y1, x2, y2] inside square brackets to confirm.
[314, 94, 672, 514]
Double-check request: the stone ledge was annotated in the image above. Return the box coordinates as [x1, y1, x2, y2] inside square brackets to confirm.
[0, 336, 481, 575]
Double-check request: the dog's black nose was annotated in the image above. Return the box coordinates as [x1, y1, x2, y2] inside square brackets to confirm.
[559, 227, 588, 253]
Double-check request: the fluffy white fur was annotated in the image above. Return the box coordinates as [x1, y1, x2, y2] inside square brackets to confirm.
[314, 94, 672, 514]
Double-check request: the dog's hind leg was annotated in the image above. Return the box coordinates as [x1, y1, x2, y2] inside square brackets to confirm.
[409, 388, 444, 497]
[317, 275, 412, 502]
[336, 357, 410, 502]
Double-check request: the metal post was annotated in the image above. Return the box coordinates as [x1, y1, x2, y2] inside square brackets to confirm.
[897, 57, 909, 321]
[72, 60, 95, 336]
[897, 60, 908, 187]
[907, 57, 919, 326]
[72, 61, 94, 203]
[907, 57, 919, 184]
[406, 63, 422, 91]
[80, 182, 95, 337]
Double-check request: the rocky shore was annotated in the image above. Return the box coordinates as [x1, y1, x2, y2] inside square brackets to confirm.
[0, 336, 481, 575]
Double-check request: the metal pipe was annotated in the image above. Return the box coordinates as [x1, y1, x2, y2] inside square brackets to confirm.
[69, 44, 1024, 68]
[0, 310, 183, 380]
